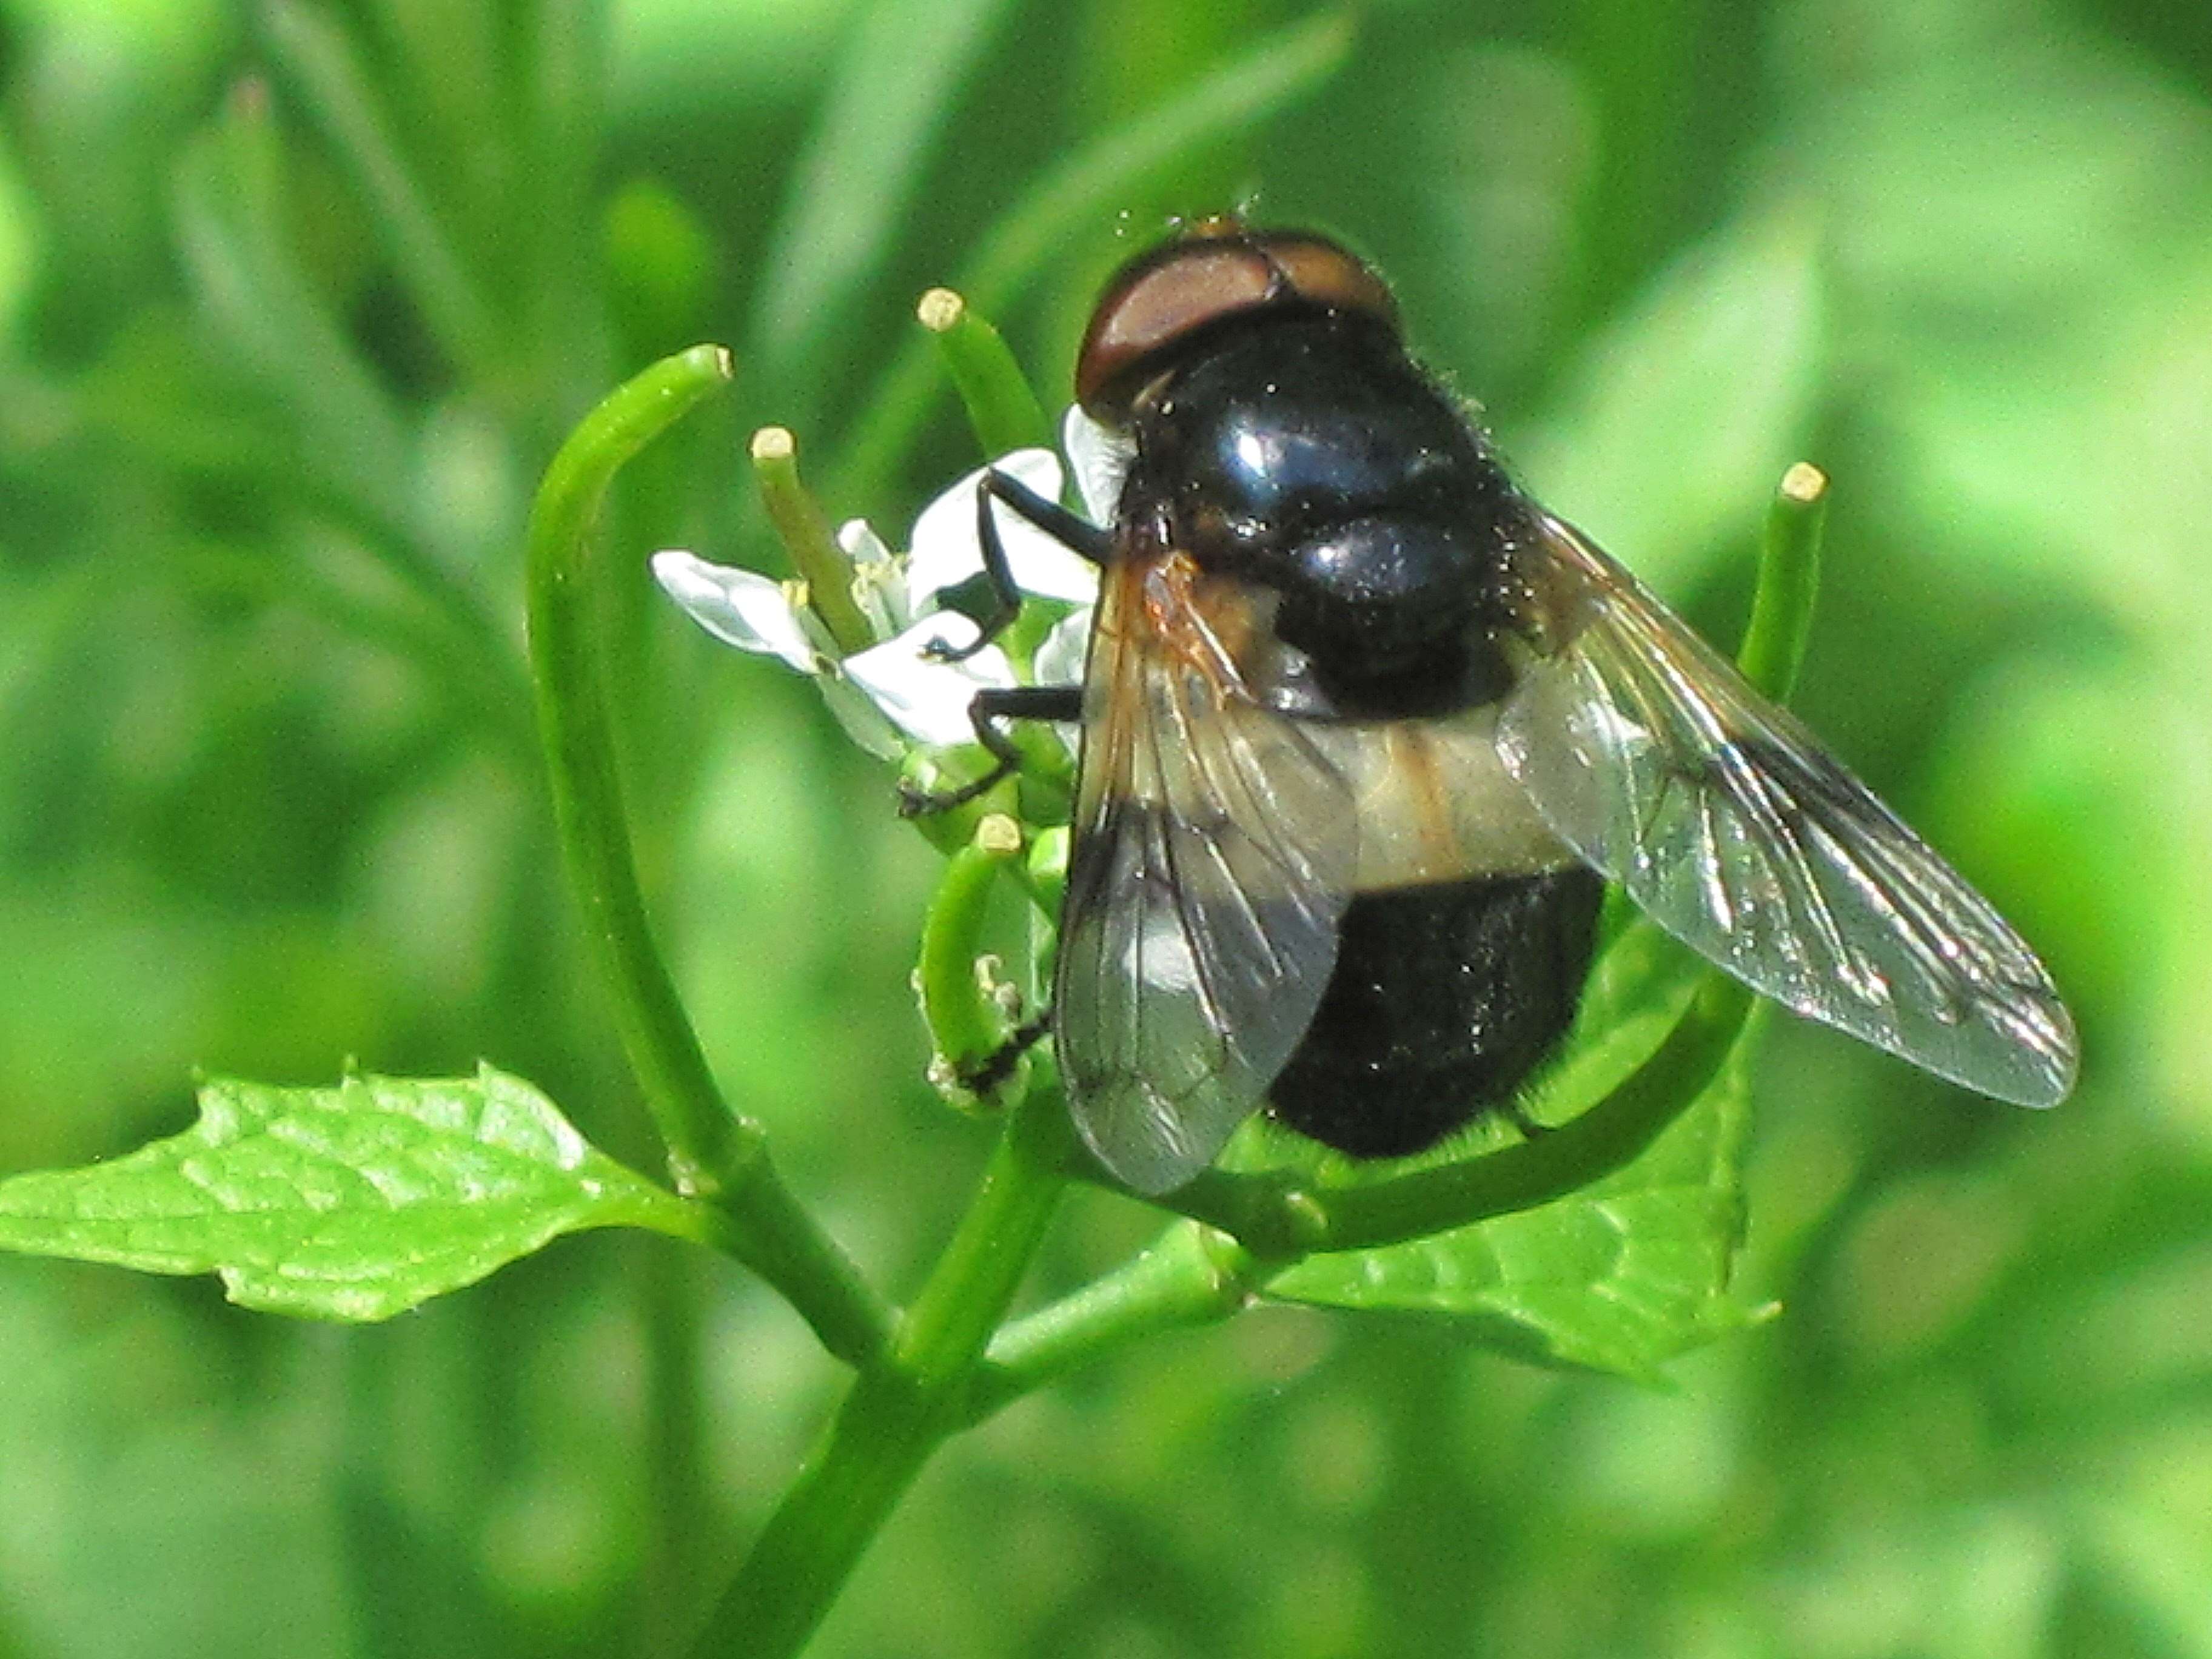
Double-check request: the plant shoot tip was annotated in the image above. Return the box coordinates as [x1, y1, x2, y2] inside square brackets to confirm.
[975, 813, 1023, 856]
[751, 425, 796, 463]
[917, 287, 965, 332]
[1780, 461, 1828, 504]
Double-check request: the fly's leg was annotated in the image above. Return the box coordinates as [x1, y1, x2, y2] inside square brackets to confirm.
[901, 464, 1104, 813]
[899, 472, 1104, 1082]
[896, 684, 1082, 817]
[926, 468, 1110, 663]
[957, 1008, 1056, 1097]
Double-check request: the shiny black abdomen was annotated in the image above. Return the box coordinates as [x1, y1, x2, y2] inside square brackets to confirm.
[1265, 869, 1605, 1157]
[1122, 312, 1532, 720]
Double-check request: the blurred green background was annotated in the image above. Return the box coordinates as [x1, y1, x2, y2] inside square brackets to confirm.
[1, 0, 2206, 1654]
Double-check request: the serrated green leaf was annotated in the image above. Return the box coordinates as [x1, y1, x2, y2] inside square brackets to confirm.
[0, 1065, 713, 1321]
[1513, 205, 1825, 595]
[1524, 917, 1707, 1124]
[1265, 1010, 1771, 1382]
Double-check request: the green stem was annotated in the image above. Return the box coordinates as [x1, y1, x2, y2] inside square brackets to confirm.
[1157, 977, 1757, 1257]
[748, 427, 874, 654]
[528, 347, 743, 1184]
[916, 816, 1025, 1073]
[1307, 979, 1756, 1249]
[525, 345, 889, 1367]
[692, 1094, 1071, 1659]
[917, 288, 1053, 458]
[695, 1367, 941, 1659]
[967, 1220, 1256, 1419]
[1738, 461, 1829, 702]
[897, 1091, 1074, 1382]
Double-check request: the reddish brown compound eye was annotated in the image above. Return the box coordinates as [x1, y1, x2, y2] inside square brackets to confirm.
[1074, 222, 1399, 421]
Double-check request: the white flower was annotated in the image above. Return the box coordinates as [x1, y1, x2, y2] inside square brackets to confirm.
[654, 409, 1128, 761]
[1060, 401, 1133, 528]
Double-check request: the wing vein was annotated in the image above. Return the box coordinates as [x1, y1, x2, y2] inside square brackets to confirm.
[1497, 512, 2077, 1107]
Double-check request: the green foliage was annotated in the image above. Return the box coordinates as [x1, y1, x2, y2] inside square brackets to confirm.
[833, 12, 1353, 502]
[1515, 203, 1826, 592]
[0, 1067, 709, 1319]
[1268, 1019, 1768, 1383]
[744, 0, 1024, 426]
[0, 0, 2202, 1655]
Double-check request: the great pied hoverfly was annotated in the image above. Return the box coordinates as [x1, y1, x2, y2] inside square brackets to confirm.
[925, 220, 2077, 1195]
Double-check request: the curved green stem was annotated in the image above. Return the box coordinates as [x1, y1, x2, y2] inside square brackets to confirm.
[919, 287, 1053, 459]
[964, 980, 1745, 1408]
[967, 1220, 1256, 1420]
[1739, 461, 1829, 703]
[963, 968, 1751, 1416]
[528, 346, 745, 1186]
[525, 344, 888, 1367]
[1136, 976, 1755, 1256]
[916, 817, 1025, 1074]
[691, 1092, 1073, 1659]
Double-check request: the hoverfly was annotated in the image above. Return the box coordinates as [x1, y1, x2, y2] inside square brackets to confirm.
[919, 219, 2077, 1195]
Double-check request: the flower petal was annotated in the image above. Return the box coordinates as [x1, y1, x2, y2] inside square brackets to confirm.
[839, 517, 909, 637]
[651, 551, 820, 674]
[842, 612, 1015, 747]
[837, 518, 892, 566]
[907, 449, 1097, 605]
[817, 672, 908, 760]
[1063, 405, 1133, 526]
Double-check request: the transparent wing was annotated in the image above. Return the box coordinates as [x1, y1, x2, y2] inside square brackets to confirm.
[1496, 512, 2078, 1107]
[1057, 560, 1357, 1193]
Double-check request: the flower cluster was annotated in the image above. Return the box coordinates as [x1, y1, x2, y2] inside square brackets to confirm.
[652, 408, 1128, 759]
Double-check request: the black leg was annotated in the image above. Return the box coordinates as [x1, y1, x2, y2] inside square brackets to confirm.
[897, 684, 1082, 818]
[928, 468, 1111, 665]
[984, 466, 1113, 562]
[958, 1008, 1055, 1097]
